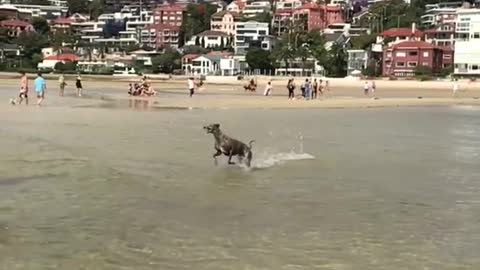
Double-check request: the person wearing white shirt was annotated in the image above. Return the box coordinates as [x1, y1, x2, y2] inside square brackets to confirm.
[188, 77, 195, 97]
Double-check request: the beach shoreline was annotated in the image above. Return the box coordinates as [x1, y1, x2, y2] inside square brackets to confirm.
[1, 76, 479, 111]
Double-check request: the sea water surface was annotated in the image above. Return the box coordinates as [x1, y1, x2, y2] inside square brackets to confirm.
[0, 96, 479, 269]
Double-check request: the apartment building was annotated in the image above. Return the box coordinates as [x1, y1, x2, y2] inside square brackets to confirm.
[104, 0, 162, 13]
[234, 21, 272, 54]
[454, 9, 480, 75]
[293, 3, 345, 32]
[210, 10, 241, 35]
[383, 41, 447, 77]
[242, 1, 271, 18]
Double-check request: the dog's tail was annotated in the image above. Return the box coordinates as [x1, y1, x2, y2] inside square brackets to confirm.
[248, 140, 255, 149]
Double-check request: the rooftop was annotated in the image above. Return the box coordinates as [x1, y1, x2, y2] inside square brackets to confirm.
[197, 30, 230, 37]
[381, 27, 424, 38]
[393, 41, 434, 49]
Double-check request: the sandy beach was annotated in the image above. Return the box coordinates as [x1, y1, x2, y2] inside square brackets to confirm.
[0, 75, 479, 110]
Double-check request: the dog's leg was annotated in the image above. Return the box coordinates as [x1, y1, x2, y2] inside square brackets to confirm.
[228, 152, 235, 165]
[246, 151, 252, 167]
[213, 150, 222, 165]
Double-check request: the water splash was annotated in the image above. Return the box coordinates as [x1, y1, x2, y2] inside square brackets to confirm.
[251, 151, 315, 169]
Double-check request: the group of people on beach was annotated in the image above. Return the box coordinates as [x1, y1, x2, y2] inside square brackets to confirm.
[128, 76, 157, 97]
[261, 78, 330, 100]
[11, 71, 84, 106]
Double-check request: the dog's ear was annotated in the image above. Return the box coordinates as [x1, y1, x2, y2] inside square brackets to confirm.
[214, 123, 220, 128]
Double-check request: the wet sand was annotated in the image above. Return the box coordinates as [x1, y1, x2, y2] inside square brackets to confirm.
[2, 77, 479, 111]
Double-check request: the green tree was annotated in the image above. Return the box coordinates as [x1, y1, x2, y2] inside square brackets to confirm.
[50, 32, 74, 49]
[15, 32, 49, 59]
[88, 0, 104, 20]
[201, 37, 205, 48]
[151, 48, 181, 73]
[351, 34, 377, 50]
[182, 45, 208, 55]
[325, 43, 347, 77]
[246, 48, 273, 72]
[67, 0, 89, 14]
[32, 17, 50, 34]
[180, 3, 217, 45]
[220, 37, 225, 49]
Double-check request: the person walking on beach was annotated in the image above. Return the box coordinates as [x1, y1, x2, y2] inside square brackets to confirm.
[312, 78, 318, 99]
[287, 79, 295, 99]
[363, 81, 370, 95]
[371, 81, 376, 93]
[75, 74, 83, 97]
[34, 72, 46, 106]
[264, 81, 273, 96]
[188, 77, 195, 97]
[452, 79, 459, 97]
[59, 73, 67, 96]
[11, 71, 29, 105]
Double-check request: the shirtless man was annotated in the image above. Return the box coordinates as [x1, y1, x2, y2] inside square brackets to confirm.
[11, 71, 29, 105]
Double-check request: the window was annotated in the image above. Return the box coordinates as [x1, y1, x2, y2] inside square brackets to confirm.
[443, 54, 451, 59]
[395, 52, 406, 57]
[258, 30, 267, 35]
[261, 43, 268, 48]
[386, 52, 392, 58]
[408, 62, 417, 67]
[472, 65, 479, 70]
[396, 62, 405, 67]
[422, 62, 429, 66]
[474, 33, 480, 39]
[423, 52, 429, 57]
[408, 51, 418, 56]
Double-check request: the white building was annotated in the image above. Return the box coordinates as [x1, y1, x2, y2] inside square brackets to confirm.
[275, 0, 302, 10]
[347, 49, 368, 75]
[191, 55, 220, 75]
[242, 1, 271, 18]
[220, 56, 241, 75]
[234, 21, 271, 54]
[12, 4, 67, 19]
[454, 9, 480, 75]
[185, 30, 230, 48]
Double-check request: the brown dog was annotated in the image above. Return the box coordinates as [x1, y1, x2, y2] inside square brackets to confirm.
[203, 123, 254, 167]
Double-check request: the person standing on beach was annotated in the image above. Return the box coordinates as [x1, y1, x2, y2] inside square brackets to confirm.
[34, 72, 46, 106]
[304, 79, 311, 100]
[301, 79, 307, 98]
[264, 81, 273, 96]
[59, 73, 66, 96]
[287, 79, 295, 99]
[371, 81, 376, 93]
[188, 77, 195, 97]
[76, 74, 83, 97]
[452, 79, 459, 97]
[312, 78, 318, 99]
[363, 81, 370, 95]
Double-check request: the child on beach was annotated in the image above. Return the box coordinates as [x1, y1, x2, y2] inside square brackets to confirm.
[59, 73, 67, 96]
[34, 72, 46, 106]
[11, 71, 29, 105]
[76, 74, 83, 97]
[452, 79, 459, 97]
[363, 81, 370, 95]
[264, 81, 273, 96]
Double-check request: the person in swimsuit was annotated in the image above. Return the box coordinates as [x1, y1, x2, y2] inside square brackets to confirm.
[312, 78, 318, 99]
[76, 74, 83, 97]
[12, 71, 29, 105]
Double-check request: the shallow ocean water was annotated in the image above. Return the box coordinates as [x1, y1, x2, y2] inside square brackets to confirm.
[0, 92, 479, 269]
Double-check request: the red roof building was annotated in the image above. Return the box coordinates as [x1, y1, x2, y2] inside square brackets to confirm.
[0, 19, 34, 37]
[383, 41, 449, 77]
[43, 54, 79, 62]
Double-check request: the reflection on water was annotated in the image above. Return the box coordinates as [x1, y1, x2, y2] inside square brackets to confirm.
[0, 106, 480, 269]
